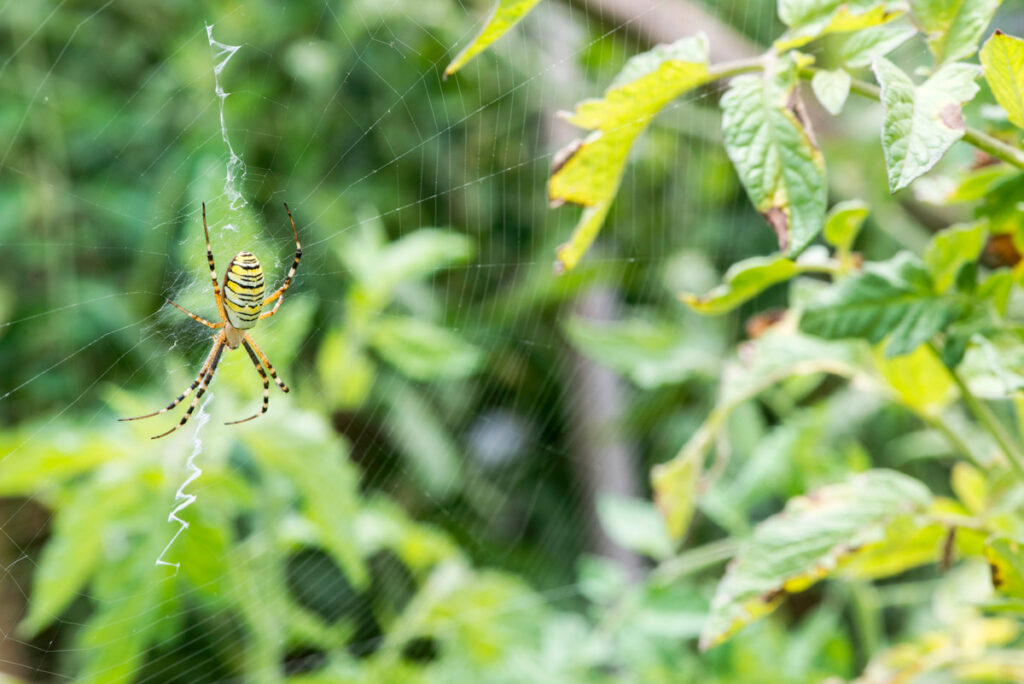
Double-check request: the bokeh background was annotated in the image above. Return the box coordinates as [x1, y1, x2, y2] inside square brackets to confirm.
[3, 1, 1023, 682]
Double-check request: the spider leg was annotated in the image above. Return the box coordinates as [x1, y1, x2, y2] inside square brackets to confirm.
[244, 333, 289, 393]
[166, 298, 224, 329]
[151, 339, 226, 439]
[262, 203, 302, 308]
[119, 334, 222, 422]
[203, 202, 228, 322]
[258, 294, 283, 320]
[225, 341, 270, 425]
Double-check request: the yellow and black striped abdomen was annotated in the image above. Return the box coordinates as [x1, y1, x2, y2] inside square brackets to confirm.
[223, 251, 265, 330]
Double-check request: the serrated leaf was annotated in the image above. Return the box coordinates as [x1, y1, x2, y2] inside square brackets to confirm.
[596, 494, 674, 560]
[812, 68, 852, 115]
[923, 221, 988, 292]
[980, 30, 1024, 130]
[823, 199, 870, 253]
[700, 469, 933, 651]
[911, 0, 1002, 66]
[370, 316, 482, 380]
[549, 35, 711, 271]
[721, 56, 827, 253]
[778, 0, 906, 51]
[986, 535, 1024, 597]
[840, 23, 919, 68]
[444, 0, 544, 76]
[680, 255, 803, 314]
[873, 57, 980, 193]
[799, 251, 970, 357]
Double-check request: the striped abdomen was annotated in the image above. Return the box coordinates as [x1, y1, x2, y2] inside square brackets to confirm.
[223, 251, 265, 330]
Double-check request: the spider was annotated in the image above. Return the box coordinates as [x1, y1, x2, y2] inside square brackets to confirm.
[121, 202, 302, 439]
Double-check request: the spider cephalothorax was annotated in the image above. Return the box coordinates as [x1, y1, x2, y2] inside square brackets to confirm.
[121, 203, 302, 439]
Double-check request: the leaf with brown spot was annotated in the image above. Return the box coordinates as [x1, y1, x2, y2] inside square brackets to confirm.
[873, 57, 980, 192]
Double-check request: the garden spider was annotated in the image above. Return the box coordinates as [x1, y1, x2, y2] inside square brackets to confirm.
[121, 203, 302, 439]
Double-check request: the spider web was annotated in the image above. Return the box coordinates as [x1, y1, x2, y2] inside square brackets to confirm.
[0, 0, 943, 681]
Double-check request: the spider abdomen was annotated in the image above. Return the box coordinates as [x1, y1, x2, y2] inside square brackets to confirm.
[223, 251, 265, 330]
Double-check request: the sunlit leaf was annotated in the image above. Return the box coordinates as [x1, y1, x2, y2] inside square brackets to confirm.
[911, 0, 1002, 66]
[777, 0, 906, 51]
[980, 30, 1024, 130]
[680, 255, 803, 314]
[811, 68, 852, 115]
[444, 0, 544, 77]
[840, 22, 919, 68]
[549, 35, 711, 271]
[951, 461, 988, 514]
[873, 343, 954, 413]
[923, 221, 988, 292]
[823, 199, 870, 254]
[700, 469, 934, 651]
[799, 251, 970, 357]
[720, 55, 827, 254]
[986, 535, 1024, 598]
[873, 57, 980, 193]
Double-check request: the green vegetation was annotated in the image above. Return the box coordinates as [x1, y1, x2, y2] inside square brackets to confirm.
[7, 0, 1024, 682]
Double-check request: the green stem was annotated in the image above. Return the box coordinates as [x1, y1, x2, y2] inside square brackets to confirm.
[931, 342, 1024, 481]
[805, 66, 1024, 172]
[708, 59, 1024, 172]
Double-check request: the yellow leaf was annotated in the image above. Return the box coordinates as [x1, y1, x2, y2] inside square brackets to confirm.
[980, 30, 1024, 130]
[549, 35, 711, 272]
[444, 0, 543, 77]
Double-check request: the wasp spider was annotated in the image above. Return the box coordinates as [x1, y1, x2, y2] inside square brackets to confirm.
[121, 203, 302, 439]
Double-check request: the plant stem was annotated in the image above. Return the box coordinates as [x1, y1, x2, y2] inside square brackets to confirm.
[708, 59, 1024, 172]
[931, 343, 1024, 481]
[806, 66, 1024, 172]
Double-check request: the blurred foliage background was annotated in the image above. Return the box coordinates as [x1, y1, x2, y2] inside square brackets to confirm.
[4, 0, 1023, 682]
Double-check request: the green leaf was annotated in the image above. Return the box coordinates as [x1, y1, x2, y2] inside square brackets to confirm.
[370, 316, 482, 380]
[799, 252, 970, 357]
[549, 35, 711, 271]
[911, 0, 1002, 66]
[721, 55, 827, 254]
[986, 535, 1024, 598]
[596, 494, 674, 560]
[444, 0, 544, 77]
[823, 199, 870, 253]
[980, 30, 1024, 130]
[563, 316, 718, 389]
[653, 330, 866, 540]
[811, 68, 852, 115]
[873, 343, 955, 413]
[873, 57, 980, 193]
[381, 378, 464, 498]
[699, 469, 934, 651]
[923, 221, 988, 292]
[680, 255, 804, 314]
[840, 23, 919, 68]
[951, 461, 988, 514]
[19, 476, 140, 637]
[777, 0, 906, 50]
